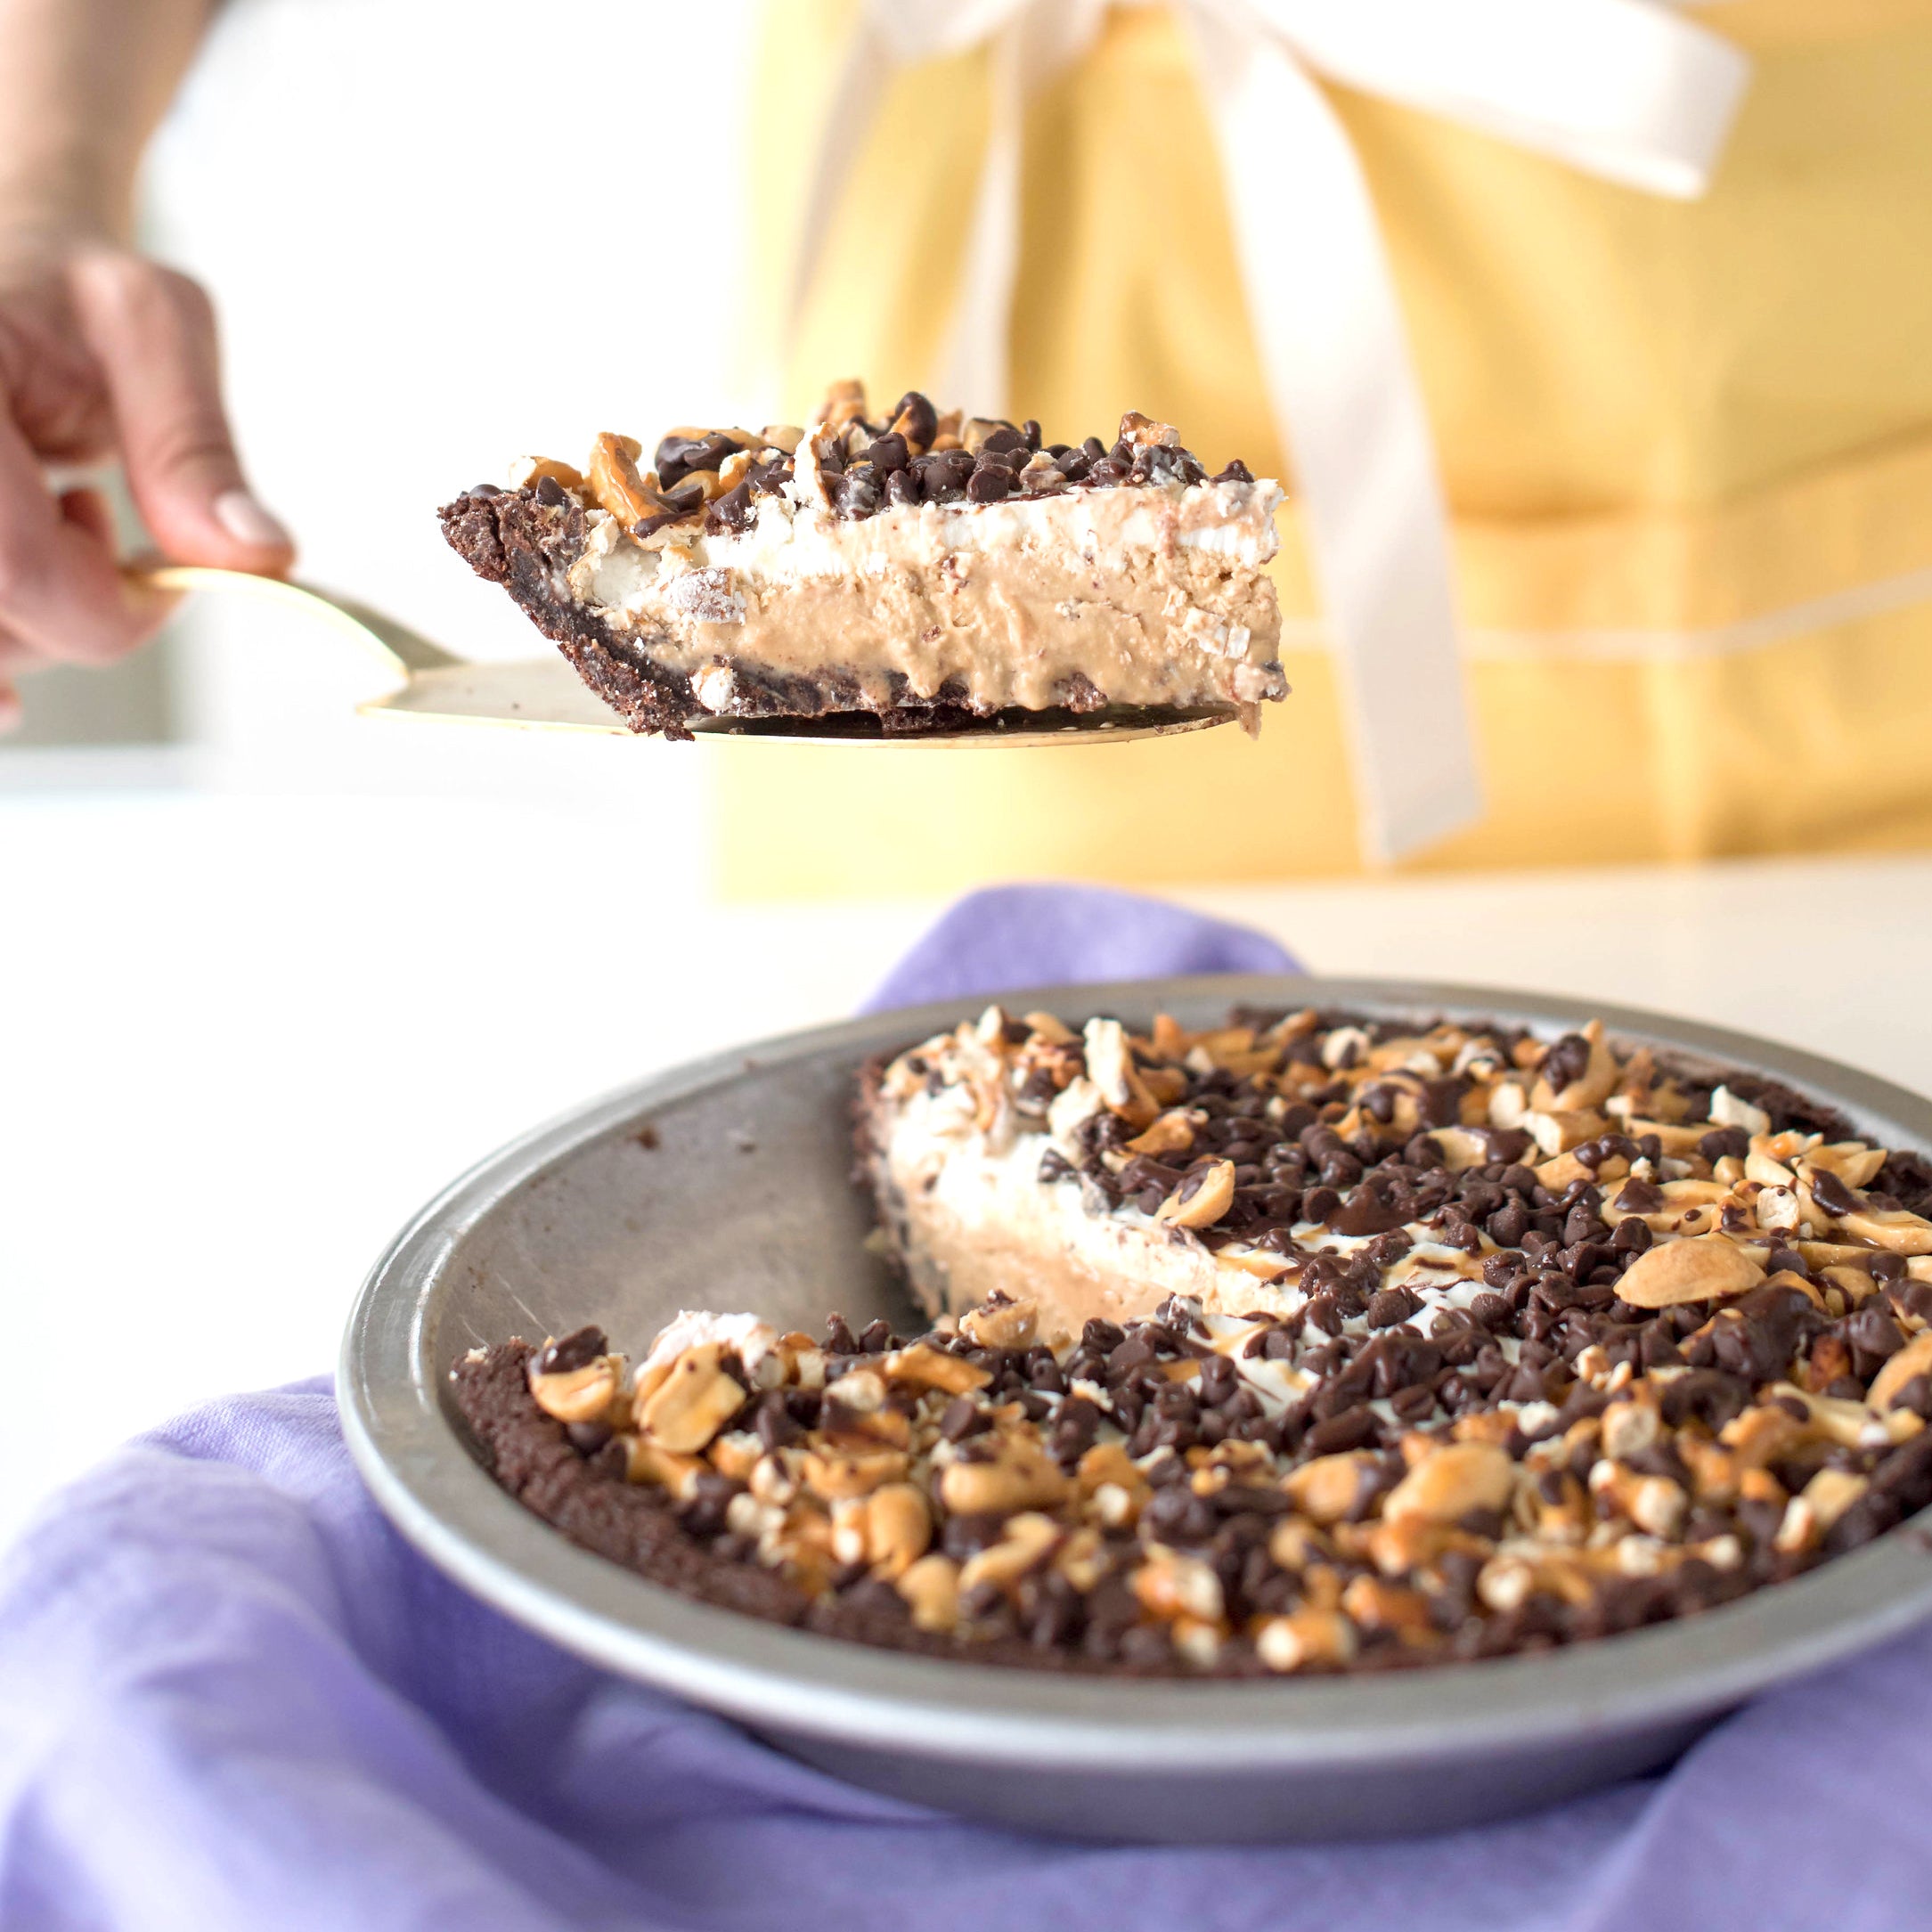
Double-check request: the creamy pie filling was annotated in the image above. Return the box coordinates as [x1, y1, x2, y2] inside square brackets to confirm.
[561, 478, 1285, 716]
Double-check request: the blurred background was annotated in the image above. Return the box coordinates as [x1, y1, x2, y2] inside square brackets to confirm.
[3, 0, 762, 901]
[20, 0, 1932, 903]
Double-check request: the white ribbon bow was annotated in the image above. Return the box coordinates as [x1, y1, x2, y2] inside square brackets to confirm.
[787, 0, 1749, 861]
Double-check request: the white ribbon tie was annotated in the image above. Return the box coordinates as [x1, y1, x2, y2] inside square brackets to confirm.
[787, 0, 1749, 861]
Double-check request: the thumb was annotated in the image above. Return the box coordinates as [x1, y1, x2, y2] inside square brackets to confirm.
[66, 250, 293, 570]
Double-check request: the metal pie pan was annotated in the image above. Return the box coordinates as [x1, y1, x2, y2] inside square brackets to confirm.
[339, 976, 1932, 1843]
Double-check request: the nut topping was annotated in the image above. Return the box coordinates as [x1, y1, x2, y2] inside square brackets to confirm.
[528, 1356, 621, 1426]
[587, 432, 655, 529]
[509, 379, 1259, 543]
[634, 1341, 746, 1453]
[1155, 1159, 1236, 1230]
[1382, 1442, 1513, 1525]
[1616, 1235, 1766, 1308]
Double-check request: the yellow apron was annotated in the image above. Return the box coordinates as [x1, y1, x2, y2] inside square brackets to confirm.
[714, 0, 1932, 895]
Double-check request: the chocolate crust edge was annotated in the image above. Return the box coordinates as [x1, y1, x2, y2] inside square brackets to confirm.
[438, 487, 703, 740]
[449, 1338, 1227, 1676]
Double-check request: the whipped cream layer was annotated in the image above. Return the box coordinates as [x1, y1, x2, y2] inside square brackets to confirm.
[875, 1066, 1495, 1348]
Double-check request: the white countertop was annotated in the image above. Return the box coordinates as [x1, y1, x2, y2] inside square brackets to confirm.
[5, 760, 1928, 1553]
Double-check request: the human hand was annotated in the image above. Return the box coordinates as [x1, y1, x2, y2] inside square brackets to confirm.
[0, 232, 294, 729]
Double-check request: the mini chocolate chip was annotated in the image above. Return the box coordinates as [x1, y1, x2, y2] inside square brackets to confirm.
[1303, 1405, 1378, 1454]
[1366, 1286, 1419, 1329]
[534, 475, 566, 507]
[754, 1390, 800, 1452]
[656, 431, 737, 490]
[1540, 1034, 1592, 1092]
[565, 1420, 612, 1455]
[653, 437, 701, 489]
[966, 465, 1013, 503]
[1390, 1383, 1438, 1423]
[681, 1470, 745, 1537]
[941, 1395, 990, 1441]
[1488, 1202, 1530, 1246]
[1846, 1306, 1904, 1363]
[1319, 1150, 1363, 1187]
[889, 391, 938, 447]
[1611, 1216, 1651, 1255]
[1613, 1177, 1665, 1214]
[1029, 1350, 1068, 1392]
[1298, 1186, 1339, 1226]
[1214, 459, 1253, 483]
[536, 1325, 607, 1375]
[1894, 1374, 1932, 1420]
[1563, 1204, 1606, 1246]
[1808, 1167, 1861, 1218]
[1470, 1292, 1515, 1331]
[1144, 1485, 1217, 1542]
[704, 481, 755, 534]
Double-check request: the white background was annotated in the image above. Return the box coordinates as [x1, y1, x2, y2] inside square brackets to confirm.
[143, 0, 761, 811]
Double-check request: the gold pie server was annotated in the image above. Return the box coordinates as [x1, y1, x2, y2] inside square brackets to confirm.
[135, 565, 1236, 748]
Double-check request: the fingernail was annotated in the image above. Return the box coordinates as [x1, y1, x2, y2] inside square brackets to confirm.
[0, 689, 20, 734]
[214, 488, 293, 550]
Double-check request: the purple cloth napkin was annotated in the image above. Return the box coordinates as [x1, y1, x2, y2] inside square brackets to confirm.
[4, 886, 1929, 1930]
[864, 883, 1298, 1013]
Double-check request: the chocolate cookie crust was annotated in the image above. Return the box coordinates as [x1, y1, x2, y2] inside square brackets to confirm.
[452, 1338, 1213, 1675]
[453, 1006, 1932, 1680]
[439, 485, 698, 739]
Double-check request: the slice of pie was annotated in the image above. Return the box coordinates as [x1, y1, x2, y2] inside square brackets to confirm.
[438, 380, 1286, 738]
